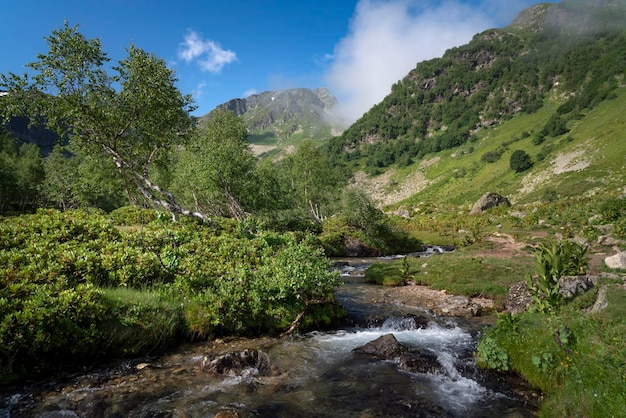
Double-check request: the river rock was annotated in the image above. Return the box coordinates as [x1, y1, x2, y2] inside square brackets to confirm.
[589, 284, 611, 312]
[202, 349, 270, 377]
[605, 251, 626, 269]
[342, 236, 380, 257]
[559, 275, 597, 298]
[352, 334, 442, 375]
[470, 192, 511, 215]
[353, 333, 406, 358]
[597, 235, 624, 246]
[435, 295, 482, 317]
[399, 350, 443, 375]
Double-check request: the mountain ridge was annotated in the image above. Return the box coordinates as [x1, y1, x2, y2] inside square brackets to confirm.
[198, 87, 341, 149]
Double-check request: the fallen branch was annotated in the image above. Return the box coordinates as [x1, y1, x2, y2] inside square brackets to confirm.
[280, 311, 305, 337]
[280, 297, 335, 337]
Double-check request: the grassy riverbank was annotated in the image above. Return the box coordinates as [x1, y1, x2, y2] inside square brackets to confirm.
[374, 193, 626, 417]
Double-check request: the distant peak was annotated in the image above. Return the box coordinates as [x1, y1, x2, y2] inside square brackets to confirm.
[509, 3, 554, 32]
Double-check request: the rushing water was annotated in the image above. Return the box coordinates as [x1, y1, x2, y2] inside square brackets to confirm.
[1, 250, 539, 417]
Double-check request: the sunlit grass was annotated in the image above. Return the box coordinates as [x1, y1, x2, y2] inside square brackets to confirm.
[393, 87, 626, 208]
[404, 245, 534, 306]
[490, 283, 626, 418]
[99, 286, 185, 356]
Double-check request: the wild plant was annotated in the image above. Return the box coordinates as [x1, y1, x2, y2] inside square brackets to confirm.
[525, 241, 590, 313]
[526, 242, 566, 313]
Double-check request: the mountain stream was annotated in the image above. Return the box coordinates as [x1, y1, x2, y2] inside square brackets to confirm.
[2, 247, 539, 417]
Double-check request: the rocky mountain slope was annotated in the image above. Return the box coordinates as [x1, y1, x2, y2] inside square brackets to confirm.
[327, 0, 626, 207]
[198, 87, 341, 153]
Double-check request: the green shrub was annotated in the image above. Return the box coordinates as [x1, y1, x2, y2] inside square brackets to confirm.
[510, 149, 533, 172]
[0, 283, 106, 381]
[481, 150, 502, 163]
[109, 206, 158, 226]
[0, 210, 345, 382]
[614, 218, 626, 239]
[599, 197, 626, 222]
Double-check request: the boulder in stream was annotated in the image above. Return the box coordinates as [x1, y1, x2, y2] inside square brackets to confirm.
[353, 333, 443, 375]
[202, 349, 270, 378]
[353, 333, 407, 358]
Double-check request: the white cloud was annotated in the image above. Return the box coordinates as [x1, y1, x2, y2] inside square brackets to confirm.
[324, 0, 534, 124]
[179, 30, 236, 73]
[193, 81, 207, 100]
[243, 88, 257, 97]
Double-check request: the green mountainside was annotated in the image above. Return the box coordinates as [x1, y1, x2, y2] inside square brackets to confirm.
[326, 0, 626, 207]
[198, 87, 341, 154]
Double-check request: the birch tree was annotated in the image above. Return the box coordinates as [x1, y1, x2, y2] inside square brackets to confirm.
[0, 22, 202, 220]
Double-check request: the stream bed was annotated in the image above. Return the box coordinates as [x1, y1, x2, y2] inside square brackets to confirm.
[1, 252, 539, 417]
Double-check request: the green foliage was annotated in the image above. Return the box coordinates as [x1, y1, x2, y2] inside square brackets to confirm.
[510, 149, 533, 173]
[541, 114, 569, 138]
[0, 131, 45, 212]
[399, 255, 414, 284]
[614, 218, 626, 239]
[1, 22, 196, 219]
[274, 140, 349, 223]
[0, 209, 344, 381]
[480, 150, 503, 163]
[476, 335, 509, 371]
[99, 287, 185, 356]
[599, 197, 626, 222]
[171, 110, 260, 220]
[339, 189, 387, 239]
[478, 287, 626, 417]
[525, 241, 589, 313]
[109, 205, 159, 226]
[41, 145, 128, 211]
[364, 262, 405, 286]
[542, 188, 559, 203]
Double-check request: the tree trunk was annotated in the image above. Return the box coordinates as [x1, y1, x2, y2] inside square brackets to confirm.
[103, 144, 209, 222]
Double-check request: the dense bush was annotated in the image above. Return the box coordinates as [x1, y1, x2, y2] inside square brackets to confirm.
[0, 209, 344, 383]
[510, 149, 533, 172]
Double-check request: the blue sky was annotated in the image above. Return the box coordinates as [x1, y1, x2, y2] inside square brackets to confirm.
[1, 0, 541, 122]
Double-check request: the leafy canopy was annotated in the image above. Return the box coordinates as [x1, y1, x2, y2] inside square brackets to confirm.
[0, 22, 199, 219]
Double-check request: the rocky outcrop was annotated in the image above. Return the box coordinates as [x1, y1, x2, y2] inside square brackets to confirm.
[558, 275, 597, 298]
[353, 333, 442, 375]
[470, 192, 511, 215]
[605, 251, 626, 269]
[597, 235, 626, 246]
[505, 275, 599, 314]
[504, 281, 534, 314]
